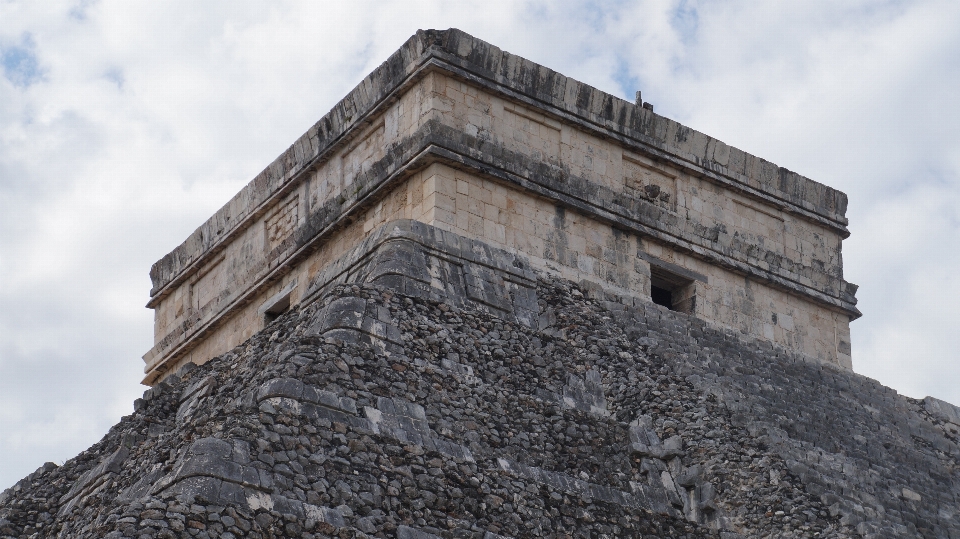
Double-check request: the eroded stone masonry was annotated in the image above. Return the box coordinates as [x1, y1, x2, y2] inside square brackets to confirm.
[142, 28, 858, 385]
[4, 29, 958, 539]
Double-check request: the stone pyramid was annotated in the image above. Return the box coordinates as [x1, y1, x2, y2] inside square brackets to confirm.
[2, 272, 959, 538]
[3, 28, 959, 539]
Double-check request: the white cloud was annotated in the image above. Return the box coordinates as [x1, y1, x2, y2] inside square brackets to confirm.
[1, 0, 958, 488]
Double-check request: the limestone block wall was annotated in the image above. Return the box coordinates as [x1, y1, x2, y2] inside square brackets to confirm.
[426, 71, 844, 286]
[148, 173, 438, 381]
[143, 28, 858, 384]
[410, 164, 851, 368]
[149, 72, 442, 345]
[639, 239, 853, 368]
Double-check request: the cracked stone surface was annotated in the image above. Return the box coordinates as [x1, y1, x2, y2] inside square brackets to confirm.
[1, 273, 958, 538]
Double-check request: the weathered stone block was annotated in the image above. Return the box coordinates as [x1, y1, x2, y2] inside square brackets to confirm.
[142, 29, 859, 384]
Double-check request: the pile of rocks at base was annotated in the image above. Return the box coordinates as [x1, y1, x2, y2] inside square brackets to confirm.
[2, 276, 958, 538]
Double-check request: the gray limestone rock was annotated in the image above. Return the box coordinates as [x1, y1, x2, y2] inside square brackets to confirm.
[0, 271, 955, 538]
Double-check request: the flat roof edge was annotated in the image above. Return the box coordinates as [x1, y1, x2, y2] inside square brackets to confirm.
[149, 28, 849, 299]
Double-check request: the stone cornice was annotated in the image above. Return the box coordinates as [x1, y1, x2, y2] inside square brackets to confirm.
[148, 28, 851, 304]
[143, 121, 861, 382]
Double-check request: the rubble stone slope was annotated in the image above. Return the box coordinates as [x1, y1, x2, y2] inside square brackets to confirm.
[2, 276, 958, 538]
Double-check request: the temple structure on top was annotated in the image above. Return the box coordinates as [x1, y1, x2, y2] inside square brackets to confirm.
[142, 28, 859, 385]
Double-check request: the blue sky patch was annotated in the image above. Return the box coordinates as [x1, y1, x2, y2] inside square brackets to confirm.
[2, 34, 45, 88]
[670, 0, 699, 45]
[104, 68, 125, 90]
[612, 56, 641, 103]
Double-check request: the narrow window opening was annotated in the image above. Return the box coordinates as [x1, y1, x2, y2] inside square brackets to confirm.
[263, 294, 291, 326]
[259, 282, 297, 329]
[650, 268, 696, 314]
[651, 284, 673, 308]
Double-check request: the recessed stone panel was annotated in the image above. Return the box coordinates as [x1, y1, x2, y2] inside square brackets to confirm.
[623, 152, 678, 211]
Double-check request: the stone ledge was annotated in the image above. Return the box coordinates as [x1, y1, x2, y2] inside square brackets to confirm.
[151, 438, 268, 496]
[57, 447, 129, 516]
[497, 457, 679, 518]
[149, 28, 849, 300]
[256, 377, 358, 415]
[301, 219, 539, 327]
[255, 372, 476, 464]
[145, 118, 857, 315]
[923, 396, 960, 427]
[143, 110, 859, 380]
[397, 525, 515, 539]
[423, 129, 856, 310]
[423, 30, 847, 223]
[145, 212, 857, 383]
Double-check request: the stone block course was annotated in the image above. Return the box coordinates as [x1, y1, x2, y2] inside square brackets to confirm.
[142, 28, 858, 384]
[3, 266, 959, 537]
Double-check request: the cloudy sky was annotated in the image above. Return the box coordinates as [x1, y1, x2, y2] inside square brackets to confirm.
[2, 0, 958, 489]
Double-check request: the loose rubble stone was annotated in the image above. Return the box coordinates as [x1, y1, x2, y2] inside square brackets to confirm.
[2, 276, 958, 538]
